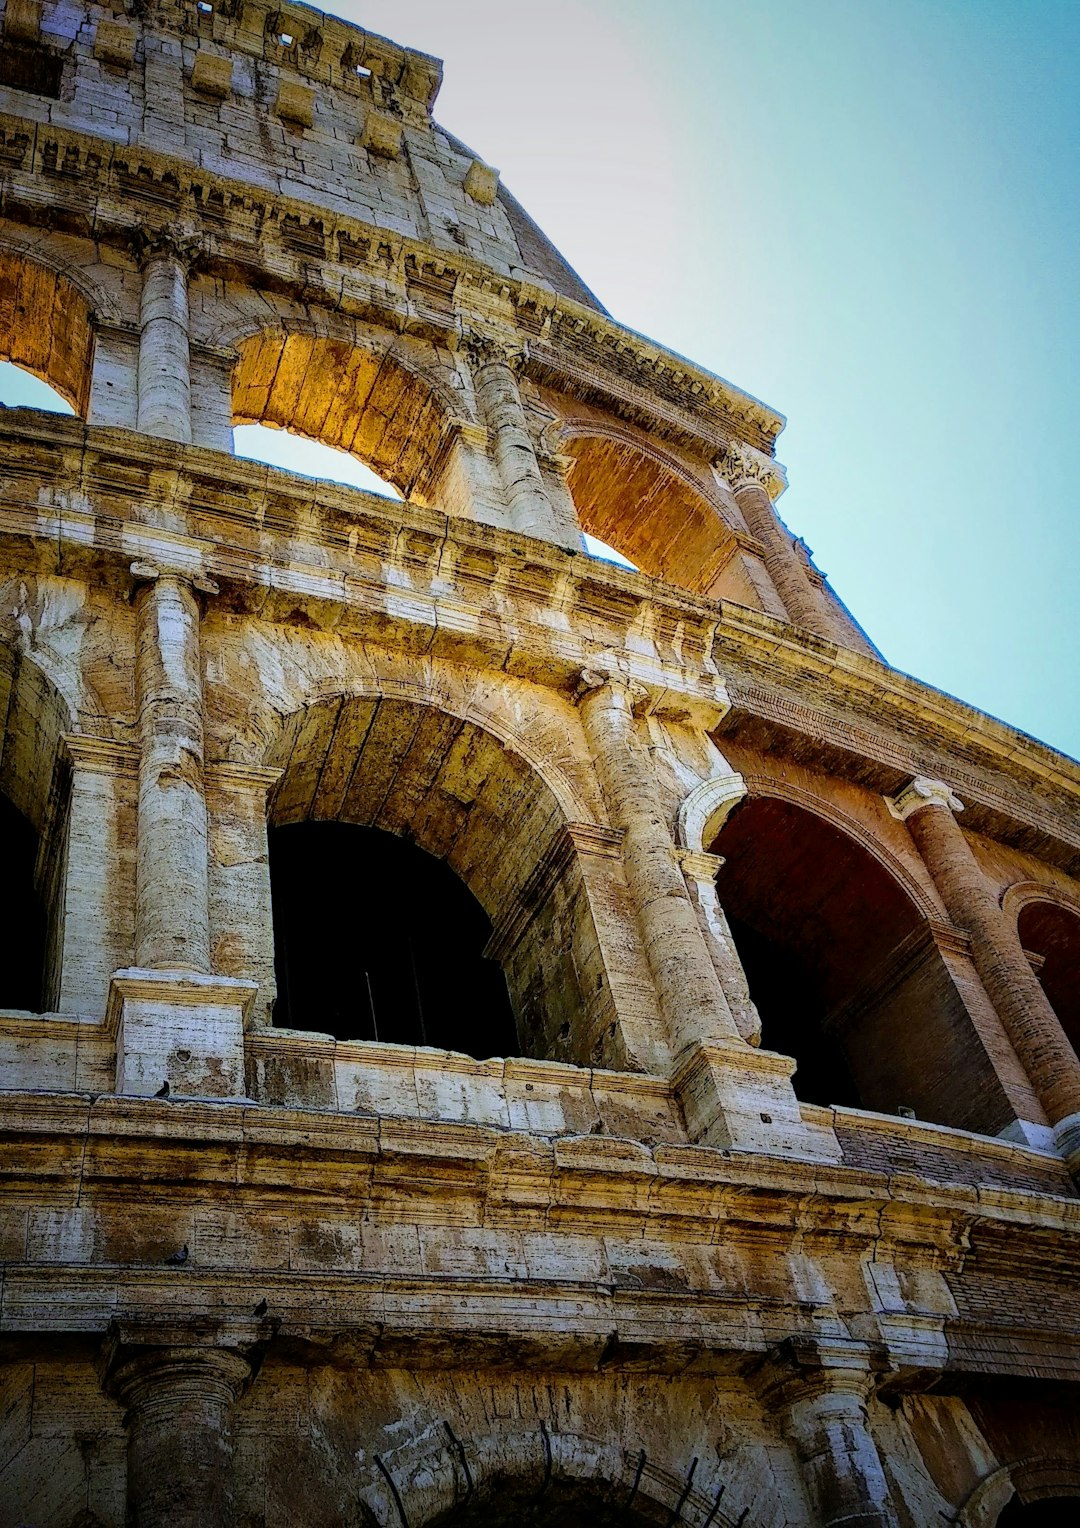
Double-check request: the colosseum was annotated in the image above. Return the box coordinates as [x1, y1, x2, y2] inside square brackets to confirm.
[0, 2, 1077, 1524]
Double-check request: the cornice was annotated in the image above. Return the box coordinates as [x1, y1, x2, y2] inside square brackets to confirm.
[0, 415, 1077, 862]
[0, 115, 783, 459]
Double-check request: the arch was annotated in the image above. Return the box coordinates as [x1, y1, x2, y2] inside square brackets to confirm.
[0, 245, 95, 415]
[548, 416, 747, 600]
[677, 769, 747, 853]
[357, 1424, 735, 1528]
[262, 691, 617, 1067]
[708, 782, 1018, 1131]
[1003, 884, 1080, 1059]
[230, 322, 460, 503]
[0, 641, 75, 1011]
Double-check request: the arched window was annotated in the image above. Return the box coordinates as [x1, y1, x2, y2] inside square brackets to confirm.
[0, 358, 76, 415]
[1015, 899, 1080, 1060]
[0, 250, 94, 415]
[710, 794, 1020, 1134]
[233, 422, 400, 498]
[231, 331, 450, 505]
[0, 792, 46, 1011]
[269, 821, 517, 1058]
[997, 1497, 1080, 1526]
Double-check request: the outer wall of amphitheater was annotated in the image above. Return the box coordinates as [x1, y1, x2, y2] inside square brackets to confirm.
[0, 3, 1078, 1525]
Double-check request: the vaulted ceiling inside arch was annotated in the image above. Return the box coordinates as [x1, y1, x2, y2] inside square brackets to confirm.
[232, 332, 449, 501]
[562, 434, 737, 597]
[265, 696, 565, 919]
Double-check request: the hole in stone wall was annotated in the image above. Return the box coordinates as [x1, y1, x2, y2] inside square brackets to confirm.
[0, 43, 63, 98]
[710, 794, 1016, 1134]
[1017, 900, 1080, 1059]
[0, 794, 46, 1012]
[233, 423, 400, 497]
[0, 360, 76, 415]
[268, 822, 519, 1058]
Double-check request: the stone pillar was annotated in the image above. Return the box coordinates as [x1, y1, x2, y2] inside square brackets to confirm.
[110, 565, 255, 1098]
[205, 764, 282, 1029]
[134, 567, 212, 972]
[100, 1319, 270, 1528]
[889, 777, 1080, 1165]
[716, 443, 847, 644]
[137, 235, 194, 444]
[468, 341, 571, 547]
[754, 1345, 898, 1528]
[678, 849, 761, 1045]
[576, 669, 839, 1159]
[54, 736, 139, 1019]
[576, 671, 741, 1060]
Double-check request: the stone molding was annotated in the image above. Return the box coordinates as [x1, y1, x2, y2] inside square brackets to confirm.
[62, 733, 140, 780]
[677, 771, 747, 853]
[886, 775, 965, 822]
[104, 968, 259, 1039]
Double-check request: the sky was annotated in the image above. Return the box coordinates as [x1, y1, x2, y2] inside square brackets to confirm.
[5, 0, 1077, 756]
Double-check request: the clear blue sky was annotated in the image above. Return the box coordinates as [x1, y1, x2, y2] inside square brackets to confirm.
[5, 1, 1076, 758]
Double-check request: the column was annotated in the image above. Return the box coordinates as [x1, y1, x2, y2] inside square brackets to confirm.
[53, 736, 139, 1019]
[763, 1360, 898, 1528]
[205, 764, 282, 1029]
[468, 340, 571, 547]
[890, 777, 1080, 1164]
[678, 848, 762, 1045]
[137, 235, 194, 444]
[110, 564, 256, 1097]
[134, 567, 212, 972]
[716, 443, 848, 644]
[100, 1320, 270, 1528]
[576, 669, 840, 1159]
[576, 671, 741, 1059]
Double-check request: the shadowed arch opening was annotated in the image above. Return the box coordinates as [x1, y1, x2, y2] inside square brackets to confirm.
[425, 1480, 676, 1527]
[264, 695, 618, 1067]
[232, 331, 452, 503]
[0, 248, 93, 415]
[997, 1499, 1080, 1525]
[556, 427, 744, 600]
[1016, 898, 1080, 1059]
[0, 643, 74, 1012]
[710, 794, 1022, 1132]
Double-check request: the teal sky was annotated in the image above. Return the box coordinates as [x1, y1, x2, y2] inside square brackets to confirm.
[5, 1, 1076, 757]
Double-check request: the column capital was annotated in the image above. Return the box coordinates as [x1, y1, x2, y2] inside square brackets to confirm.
[885, 775, 964, 822]
[129, 561, 220, 599]
[62, 732, 140, 780]
[678, 847, 725, 881]
[463, 333, 526, 373]
[714, 440, 787, 500]
[575, 664, 649, 713]
[99, 1315, 274, 1409]
[130, 225, 205, 273]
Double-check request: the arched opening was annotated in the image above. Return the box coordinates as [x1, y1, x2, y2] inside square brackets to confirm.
[0, 642, 73, 1014]
[557, 429, 742, 599]
[997, 1498, 1080, 1525]
[265, 696, 617, 1067]
[232, 331, 451, 504]
[233, 423, 401, 497]
[0, 359, 76, 415]
[269, 821, 517, 1056]
[425, 1481, 663, 1527]
[1016, 899, 1080, 1058]
[0, 249, 93, 415]
[710, 795, 1015, 1132]
[0, 793, 46, 1011]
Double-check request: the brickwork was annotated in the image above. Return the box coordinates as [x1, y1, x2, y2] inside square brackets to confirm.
[0, 2, 1077, 1523]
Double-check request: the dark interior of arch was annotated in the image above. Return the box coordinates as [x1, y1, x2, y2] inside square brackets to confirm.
[0, 793, 45, 1011]
[269, 821, 518, 1058]
[426, 1477, 667, 1527]
[997, 1498, 1080, 1525]
[710, 796, 1015, 1132]
[1017, 901, 1080, 1058]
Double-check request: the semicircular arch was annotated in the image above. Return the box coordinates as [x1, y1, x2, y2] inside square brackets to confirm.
[0, 243, 98, 415]
[229, 321, 461, 503]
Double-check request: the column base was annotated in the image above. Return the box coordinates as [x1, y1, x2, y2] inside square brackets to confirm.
[997, 1116, 1058, 1153]
[673, 1041, 842, 1161]
[107, 969, 257, 1099]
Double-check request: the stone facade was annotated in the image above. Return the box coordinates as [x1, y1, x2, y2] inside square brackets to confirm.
[0, 2, 1078, 1525]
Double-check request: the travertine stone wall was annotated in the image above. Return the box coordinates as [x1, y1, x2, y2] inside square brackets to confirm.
[0, 2, 1078, 1523]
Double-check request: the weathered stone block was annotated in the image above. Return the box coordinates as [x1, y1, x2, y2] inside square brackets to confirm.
[361, 111, 402, 159]
[274, 78, 314, 128]
[464, 157, 500, 205]
[191, 49, 233, 98]
[93, 19, 136, 69]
